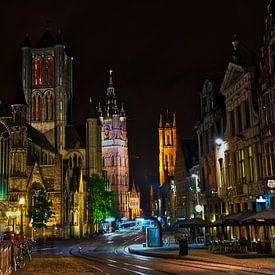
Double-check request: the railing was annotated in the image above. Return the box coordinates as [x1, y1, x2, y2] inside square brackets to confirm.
[0, 244, 12, 275]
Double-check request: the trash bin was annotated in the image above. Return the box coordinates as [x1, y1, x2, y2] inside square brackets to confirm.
[179, 239, 188, 255]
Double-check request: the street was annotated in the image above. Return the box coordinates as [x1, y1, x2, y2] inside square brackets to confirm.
[13, 230, 275, 274]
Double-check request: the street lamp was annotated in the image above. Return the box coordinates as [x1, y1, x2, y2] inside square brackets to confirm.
[19, 197, 25, 235]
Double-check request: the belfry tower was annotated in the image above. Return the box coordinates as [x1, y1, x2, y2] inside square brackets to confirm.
[100, 70, 129, 218]
[159, 110, 177, 187]
[21, 30, 73, 153]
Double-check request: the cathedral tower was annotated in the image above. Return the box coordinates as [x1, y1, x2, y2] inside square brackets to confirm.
[86, 98, 102, 176]
[159, 110, 177, 187]
[100, 70, 129, 218]
[21, 30, 73, 153]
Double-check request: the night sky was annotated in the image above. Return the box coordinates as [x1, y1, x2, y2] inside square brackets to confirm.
[0, 1, 269, 206]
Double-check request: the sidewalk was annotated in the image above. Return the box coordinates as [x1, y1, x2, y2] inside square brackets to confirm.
[128, 244, 275, 270]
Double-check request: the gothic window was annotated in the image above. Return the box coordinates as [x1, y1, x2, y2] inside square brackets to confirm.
[69, 157, 72, 168]
[167, 134, 170, 145]
[102, 157, 105, 167]
[170, 154, 173, 166]
[73, 154, 77, 167]
[32, 95, 37, 120]
[45, 57, 53, 85]
[33, 58, 43, 85]
[45, 92, 53, 120]
[165, 154, 168, 167]
[49, 94, 54, 120]
[38, 95, 42, 121]
[78, 156, 82, 167]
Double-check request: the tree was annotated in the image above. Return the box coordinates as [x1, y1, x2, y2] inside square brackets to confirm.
[87, 174, 116, 231]
[27, 189, 53, 230]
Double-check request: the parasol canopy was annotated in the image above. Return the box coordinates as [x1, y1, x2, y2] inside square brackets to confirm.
[242, 208, 275, 225]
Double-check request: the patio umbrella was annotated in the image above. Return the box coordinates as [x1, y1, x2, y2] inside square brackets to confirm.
[242, 208, 275, 225]
[225, 209, 256, 225]
[177, 218, 208, 227]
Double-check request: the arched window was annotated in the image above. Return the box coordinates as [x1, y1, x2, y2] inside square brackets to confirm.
[34, 60, 38, 85]
[39, 60, 42, 84]
[102, 157, 105, 167]
[73, 154, 77, 167]
[167, 134, 170, 145]
[34, 59, 43, 85]
[78, 156, 82, 167]
[32, 95, 37, 120]
[170, 154, 173, 166]
[49, 94, 53, 120]
[45, 94, 49, 120]
[111, 156, 115, 166]
[69, 157, 72, 168]
[38, 95, 42, 121]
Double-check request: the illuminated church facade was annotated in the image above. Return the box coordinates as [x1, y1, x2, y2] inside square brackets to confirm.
[0, 29, 133, 238]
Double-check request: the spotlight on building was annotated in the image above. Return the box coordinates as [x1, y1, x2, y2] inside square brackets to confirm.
[215, 138, 223, 146]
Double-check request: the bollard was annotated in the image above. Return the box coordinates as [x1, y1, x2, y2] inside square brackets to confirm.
[179, 239, 188, 256]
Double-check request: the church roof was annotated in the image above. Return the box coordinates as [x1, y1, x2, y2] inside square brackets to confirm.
[11, 76, 27, 106]
[36, 29, 56, 48]
[27, 125, 57, 153]
[0, 98, 11, 117]
[65, 125, 86, 149]
[86, 98, 98, 119]
[22, 34, 31, 47]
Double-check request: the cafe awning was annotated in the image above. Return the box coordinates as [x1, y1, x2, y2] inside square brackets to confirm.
[242, 208, 275, 225]
[212, 209, 256, 226]
[177, 218, 208, 227]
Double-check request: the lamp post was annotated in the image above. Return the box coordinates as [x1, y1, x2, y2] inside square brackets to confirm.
[19, 197, 25, 235]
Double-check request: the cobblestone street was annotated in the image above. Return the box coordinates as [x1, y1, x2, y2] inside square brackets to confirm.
[12, 255, 100, 275]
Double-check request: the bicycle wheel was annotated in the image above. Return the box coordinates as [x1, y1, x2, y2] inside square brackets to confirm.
[16, 254, 26, 269]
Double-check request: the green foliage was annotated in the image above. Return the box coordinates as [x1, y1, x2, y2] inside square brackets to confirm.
[27, 189, 53, 229]
[87, 174, 116, 226]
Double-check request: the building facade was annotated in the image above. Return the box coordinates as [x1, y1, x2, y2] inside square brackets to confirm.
[0, 29, 103, 239]
[100, 70, 130, 219]
[259, 1, 275, 208]
[221, 34, 263, 216]
[196, 75, 225, 224]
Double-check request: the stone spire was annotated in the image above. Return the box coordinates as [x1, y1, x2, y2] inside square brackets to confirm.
[12, 75, 27, 106]
[86, 97, 97, 119]
[231, 33, 241, 64]
[105, 69, 118, 117]
[120, 103, 125, 117]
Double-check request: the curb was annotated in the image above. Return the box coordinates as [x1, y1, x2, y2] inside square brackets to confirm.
[128, 246, 186, 259]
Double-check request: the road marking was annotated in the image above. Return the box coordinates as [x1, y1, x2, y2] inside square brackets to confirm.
[133, 265, 152, 271]
[107, 259, 117, 263]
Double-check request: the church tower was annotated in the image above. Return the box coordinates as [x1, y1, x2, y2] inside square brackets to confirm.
[100, 70, 129, 218]
[10, 77, 28, 179]
[21, 30, 73, 153]
[159, 110, 177, 187]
